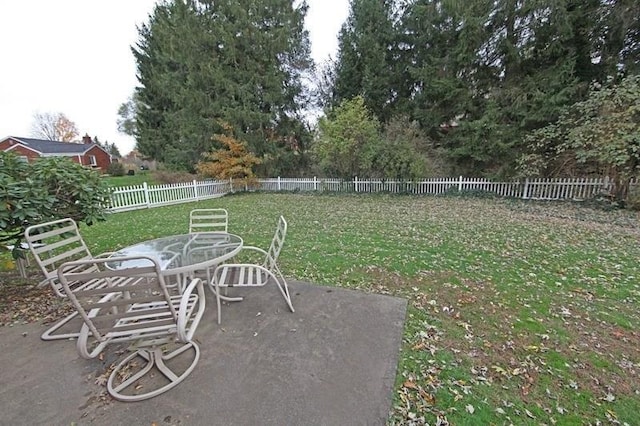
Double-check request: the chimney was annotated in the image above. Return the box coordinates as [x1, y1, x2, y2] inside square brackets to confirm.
[82, 134, 92, 144]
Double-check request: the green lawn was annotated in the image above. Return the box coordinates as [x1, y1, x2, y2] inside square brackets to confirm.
[13, 193, 640, 423]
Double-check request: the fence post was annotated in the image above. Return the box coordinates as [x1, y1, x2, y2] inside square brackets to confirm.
[523, 178, 530, 199]
[229, 177, 233, 193]
[458, 176, 463, 192]
[193, 179, 200, 201]
[143, 182, 151, 208]
[355, 176, 359, 192]
[278, 176, 281, 191]
[314, 176, 317, 191]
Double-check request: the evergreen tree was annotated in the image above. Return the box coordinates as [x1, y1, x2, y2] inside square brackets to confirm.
[396, 0, 640, 177]
[132, 0, 313, 173]
[331, 0, 398, 122]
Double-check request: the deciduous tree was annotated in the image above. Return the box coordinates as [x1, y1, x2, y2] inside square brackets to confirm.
[116, 94, 139, 137]
[196, 125, 261, 179]
[518, 75, 640, 202]
[31, 112, 79, 142]
[314, 96, 381, 179]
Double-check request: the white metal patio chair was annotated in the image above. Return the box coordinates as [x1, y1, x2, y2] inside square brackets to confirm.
[211, 215, 294, 324]
[57, 255, 205, 402]
[189, 208, 228, 233]
[24, 218, 115, 340]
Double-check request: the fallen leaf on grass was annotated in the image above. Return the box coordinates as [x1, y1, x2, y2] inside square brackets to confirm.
[403, 380, 417, 390]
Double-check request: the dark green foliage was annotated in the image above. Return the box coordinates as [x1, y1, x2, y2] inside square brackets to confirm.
[376, 115, 449, 179]
[94, 136, 122, 158]
[133, 0, 313, 174]
[0, 152, 110, 253]
[331, 0, 398, 123]
[519, 74, 640, 203]
[326, 0, 640, 179]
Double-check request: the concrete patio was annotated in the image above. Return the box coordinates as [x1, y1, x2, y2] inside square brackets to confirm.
[0, 280, 407, 425]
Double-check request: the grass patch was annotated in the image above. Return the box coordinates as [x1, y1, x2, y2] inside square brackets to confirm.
[3, 193, 640, 424]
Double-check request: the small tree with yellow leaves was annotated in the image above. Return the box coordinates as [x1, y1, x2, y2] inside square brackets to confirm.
[196, 126, 261, 183]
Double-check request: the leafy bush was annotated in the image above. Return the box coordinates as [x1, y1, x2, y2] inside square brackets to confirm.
[107, 161, 126, 176]
[154, 170, 197, 184]
[625, 186, 640, 211]
[0, 152, 110, 253]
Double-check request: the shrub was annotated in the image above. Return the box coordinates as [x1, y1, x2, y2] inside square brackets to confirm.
[0, 152, 110, 253]
[107, 162, 126, 176]
[625, 185, 640, 211]
[154, 170, 197, 184]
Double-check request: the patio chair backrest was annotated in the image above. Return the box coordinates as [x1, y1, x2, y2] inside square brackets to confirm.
[24, 218, 95, 292]
[189, 208, 228, 233]
[57, 255, 206, 401]
[57, 256, 179, 349]
[265, 215, 287, 271]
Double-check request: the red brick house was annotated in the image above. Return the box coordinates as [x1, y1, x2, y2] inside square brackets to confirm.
[0, 135, 112, 172]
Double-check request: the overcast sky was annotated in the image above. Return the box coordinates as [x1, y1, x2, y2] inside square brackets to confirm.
[0, 0, 349, 155]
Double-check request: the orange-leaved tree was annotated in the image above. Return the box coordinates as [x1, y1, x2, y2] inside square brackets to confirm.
[196, 126, 261, 180]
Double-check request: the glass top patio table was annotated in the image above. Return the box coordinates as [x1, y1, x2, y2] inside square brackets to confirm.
[107, 233, 243, 275]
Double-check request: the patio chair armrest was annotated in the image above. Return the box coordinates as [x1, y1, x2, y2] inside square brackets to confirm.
[228, 246, 268, 264]
[176, 277, 206, 342]
[239, 246, 268, 255]
[93, 252, 116, 259]
[37, 276, 55, 288]
[76, 292, 120, 359]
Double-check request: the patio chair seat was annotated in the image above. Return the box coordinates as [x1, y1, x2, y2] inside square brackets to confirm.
[212, 215, 294, 324]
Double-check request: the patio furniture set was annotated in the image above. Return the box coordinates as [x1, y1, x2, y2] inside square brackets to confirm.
[21, 209, 294, 401]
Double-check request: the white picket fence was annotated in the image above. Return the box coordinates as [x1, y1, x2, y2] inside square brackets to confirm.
[109, 180, 231, 212]
[107, 176, 629, 212]
[254, 176, 624, 199]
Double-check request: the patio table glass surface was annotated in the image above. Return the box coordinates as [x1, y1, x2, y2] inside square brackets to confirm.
[107, 233, 243, 275]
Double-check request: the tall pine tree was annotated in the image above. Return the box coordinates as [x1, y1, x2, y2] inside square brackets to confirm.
[331, 0, 399, 122]
[133, 0, 313, 174]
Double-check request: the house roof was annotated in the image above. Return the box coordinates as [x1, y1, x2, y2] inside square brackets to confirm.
[7, 136, 96, 154]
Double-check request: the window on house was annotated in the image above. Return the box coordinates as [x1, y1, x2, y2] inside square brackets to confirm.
[88, 155, 97, 166]
[18, 156, 28, 163]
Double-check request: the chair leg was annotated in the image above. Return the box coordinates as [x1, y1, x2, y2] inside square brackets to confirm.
[209, 271, 243, 325]
[270, 269, 295, 313]
[40, 311, 82, 341]
[107, 342, 200, 402]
